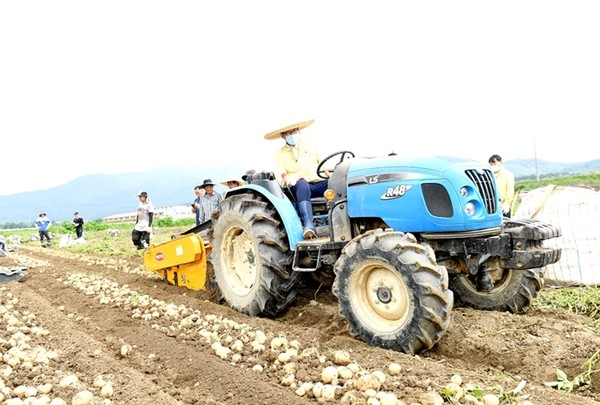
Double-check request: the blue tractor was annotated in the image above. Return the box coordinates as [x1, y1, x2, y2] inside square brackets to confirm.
[208, 152, 561, 354]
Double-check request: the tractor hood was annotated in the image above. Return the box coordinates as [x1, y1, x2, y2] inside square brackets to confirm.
[343, 155, 502, 233]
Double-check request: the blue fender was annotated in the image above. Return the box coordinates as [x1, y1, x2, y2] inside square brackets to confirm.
[224, 185, 304, 249]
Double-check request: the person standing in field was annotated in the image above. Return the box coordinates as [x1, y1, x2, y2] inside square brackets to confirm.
[0, 235, 8, 255]
[34, 212, 52, 247]
[132, 190, 155, 250]
[73, 212, 84, 239]
[196, 179, 223, 224]
[191, 185, 205, 226]
[488, 154, 515, 218]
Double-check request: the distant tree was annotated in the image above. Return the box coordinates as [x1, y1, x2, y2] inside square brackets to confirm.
[0, 221, 32, 230]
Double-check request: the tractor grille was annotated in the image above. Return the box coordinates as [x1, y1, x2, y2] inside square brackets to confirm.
[465, 169, 497, 214]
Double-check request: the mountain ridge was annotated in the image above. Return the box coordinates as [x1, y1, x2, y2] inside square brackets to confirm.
[0, 165, 245, 226]
[1, 159, 598, 226]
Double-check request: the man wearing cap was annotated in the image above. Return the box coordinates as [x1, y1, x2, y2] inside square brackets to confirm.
[132, 190, 155, 250]
[34, 212, 52, 247]
[196, 179, 223, 224]
[264, 119, 326, 239]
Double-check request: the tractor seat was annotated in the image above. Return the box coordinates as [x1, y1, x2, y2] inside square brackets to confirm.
[246, 171, 286, 199]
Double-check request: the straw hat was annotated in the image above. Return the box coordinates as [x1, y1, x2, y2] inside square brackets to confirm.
[221, 175, 245, 187]
[264, 119, 315, 140]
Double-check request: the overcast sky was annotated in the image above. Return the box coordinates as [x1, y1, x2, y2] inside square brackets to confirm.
[1, 1, 598, 196]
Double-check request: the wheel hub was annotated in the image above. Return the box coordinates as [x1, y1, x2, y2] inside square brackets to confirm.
[349, 263, 411, 328]
[376, 286, 392, 304]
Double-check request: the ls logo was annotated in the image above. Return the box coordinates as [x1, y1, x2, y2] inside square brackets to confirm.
[381, 184, 412, 200]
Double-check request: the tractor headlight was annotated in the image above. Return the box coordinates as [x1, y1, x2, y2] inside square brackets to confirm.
[460, 187, 469, 197]
[464, 202, 476, 216]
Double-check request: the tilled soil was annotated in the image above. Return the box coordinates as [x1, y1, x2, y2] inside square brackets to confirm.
[1, 244, 599, 405]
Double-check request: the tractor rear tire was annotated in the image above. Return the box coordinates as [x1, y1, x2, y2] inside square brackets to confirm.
[332, 229, 453, 355]
[211, 193, 300, 317]
[449, 268, 542, 314]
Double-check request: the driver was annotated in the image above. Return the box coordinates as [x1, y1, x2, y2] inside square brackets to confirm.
[264, 119, 327, 239]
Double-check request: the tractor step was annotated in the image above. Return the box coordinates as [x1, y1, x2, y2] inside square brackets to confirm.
[292, 238, 345, 272]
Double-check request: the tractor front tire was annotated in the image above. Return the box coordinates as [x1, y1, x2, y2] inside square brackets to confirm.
[332, 229, 453, 355]
[211, 193, 300, 317]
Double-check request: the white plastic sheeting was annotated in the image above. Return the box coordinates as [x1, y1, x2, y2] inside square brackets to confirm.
[515, 185, 600, 286]
[59, 234, 88, 247]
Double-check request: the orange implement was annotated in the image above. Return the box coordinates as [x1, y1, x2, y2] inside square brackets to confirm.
[143, 233, 211, 291]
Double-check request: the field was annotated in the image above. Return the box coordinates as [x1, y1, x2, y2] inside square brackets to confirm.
[1, 226, 599, 405]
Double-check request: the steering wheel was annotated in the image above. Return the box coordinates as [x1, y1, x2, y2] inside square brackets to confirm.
[317, 151, 355, 179]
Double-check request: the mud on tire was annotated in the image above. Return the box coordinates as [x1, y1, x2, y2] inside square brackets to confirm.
[332, 229, 453, 355]
[211, 193, 301, 317]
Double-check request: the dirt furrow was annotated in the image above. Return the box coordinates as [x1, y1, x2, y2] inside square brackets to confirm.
[1, 246, 598, 404]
